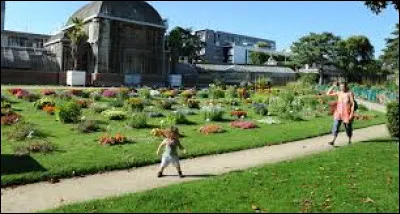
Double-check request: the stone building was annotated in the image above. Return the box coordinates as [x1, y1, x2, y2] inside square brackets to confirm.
[44, 1, 168, 86]
[1, 1, 169, 86]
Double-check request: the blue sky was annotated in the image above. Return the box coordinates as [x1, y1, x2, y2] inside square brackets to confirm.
[4, 1, 398, 57]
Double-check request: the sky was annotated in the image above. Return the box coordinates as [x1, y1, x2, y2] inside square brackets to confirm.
[3, 1, 399, 57]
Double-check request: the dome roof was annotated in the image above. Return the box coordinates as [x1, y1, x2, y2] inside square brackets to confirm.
[66, 1, 163, 26]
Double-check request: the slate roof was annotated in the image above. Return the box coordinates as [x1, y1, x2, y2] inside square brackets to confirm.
[66, 1, 163, 26]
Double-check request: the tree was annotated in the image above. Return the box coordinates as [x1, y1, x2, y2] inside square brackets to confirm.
[336, 35, 375, 81]
[364, 1, 399, 14]
[66, 18, 89, 71]
[380, 23, 399, 70]
[167, 26, 204, 72]
[291, 32, 341, 85]
[255, 41, 270, 49]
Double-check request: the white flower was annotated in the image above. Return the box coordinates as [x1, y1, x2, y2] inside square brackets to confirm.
[206, 118, 210, 122]
[160, 120, 165, 124]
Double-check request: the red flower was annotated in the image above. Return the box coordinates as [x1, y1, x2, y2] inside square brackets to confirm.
[230, 121, 257, 129]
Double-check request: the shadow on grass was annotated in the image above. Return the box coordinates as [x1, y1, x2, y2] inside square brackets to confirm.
[358, 138, 399, 144]
[1, 154, 47, 175]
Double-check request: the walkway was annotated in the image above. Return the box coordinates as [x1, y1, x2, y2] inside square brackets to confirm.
[0, 101, 391, 213]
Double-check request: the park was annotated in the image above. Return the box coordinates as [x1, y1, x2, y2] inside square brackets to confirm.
[0, 1, 399, 213]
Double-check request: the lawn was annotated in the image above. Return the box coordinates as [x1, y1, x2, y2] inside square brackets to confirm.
[1, 88, 387, 187]
[44, 139, 399, 213]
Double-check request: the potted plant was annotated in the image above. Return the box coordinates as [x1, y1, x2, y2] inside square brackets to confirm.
[66, 18, 89, 86]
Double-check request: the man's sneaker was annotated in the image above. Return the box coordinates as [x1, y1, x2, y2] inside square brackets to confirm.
[328, 141, 334, 146]
[157, 171, 163, 178]
[178, 171, 184, 178]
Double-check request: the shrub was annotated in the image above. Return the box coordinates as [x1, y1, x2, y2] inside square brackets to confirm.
[139, 88, 151, 99]
[175, 108, 196, 116]
[102, 89, 117, 98]
[225, 86, 237, 99]
[76, 99, 91, 108]
[8, 88, 24, 95]
[257, 117, 281, 125]
[157, 99, 173, 110]
[118, 88, 130, 100]
[197, 89, 209, 98]
[42, 105, 57, 115]
[209, 87, 225, 99]
[127, 112, 148, 128]
[237, 88, 248, 99]
[15, 89, 30, 99]
[187, 99, 200, 109]
[13, 140, 56, 155]
[58, 91, 73, 101]
[109, 98, 124, 108]
[148, 112, 164, 118]
[41, 89, 56, 96]
[99, 133, 127, 146]
[167, 111, 188, 125]
[77, 120, 103, 133]
[150, 90, 161, 97]
[101, 110, 126, 120]
[387, 101, 399, 138]
[181, 90, 195, 99]
[1, 101, 11, 109]
[70, 89, 84, 97]
[230, 110, 247, 119]
[199, 124, 224, 135]
[34, 97, 55, 110]
[201, 105, 224, 121]
[163, 90, 177, 98]
[1, 113, 21, 125]
[23, 93, 41, 102]
[230, 121, 257, 129]
[55, 101, 82, 123]
[126, 98, 144, 112]
[90, 91, 102, 101]
[5, 121, 43, 141]
[252, 103, 268, 116]
[91, 103, 109, 114]
[150, 128, 165, 137]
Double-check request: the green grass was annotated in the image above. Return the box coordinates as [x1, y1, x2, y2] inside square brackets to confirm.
[44, 139, 399, 213]
[1, 90, 387, 187]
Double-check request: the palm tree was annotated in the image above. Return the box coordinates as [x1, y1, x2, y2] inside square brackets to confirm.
[67, 18, 89, 71]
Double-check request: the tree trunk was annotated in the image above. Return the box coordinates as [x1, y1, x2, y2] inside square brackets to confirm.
[318, 67, 324, 85]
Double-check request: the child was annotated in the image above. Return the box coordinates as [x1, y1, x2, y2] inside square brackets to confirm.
[156, 127, 186, 178]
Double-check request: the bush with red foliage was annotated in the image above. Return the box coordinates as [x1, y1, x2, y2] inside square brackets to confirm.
[41, 89, 56, 96]
[1, 113, 21, 125]
[230, 110, 247, 119]
[99, 133, 127, 146]
[199, 124, 224, 135]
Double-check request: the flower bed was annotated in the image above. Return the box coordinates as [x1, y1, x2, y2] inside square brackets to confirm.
[41, 89, 56, 96]
[230, 121, 257, 129]
[199, 124, 224, 135]
[99, 133, 127, 146]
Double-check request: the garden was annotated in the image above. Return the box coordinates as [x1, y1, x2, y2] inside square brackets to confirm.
[1, 83, 387, 187]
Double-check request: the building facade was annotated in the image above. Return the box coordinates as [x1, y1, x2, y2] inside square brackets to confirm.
[1, 1, 169, 86]
[195, 29, 276, 64]
[1, 1, 5, 31]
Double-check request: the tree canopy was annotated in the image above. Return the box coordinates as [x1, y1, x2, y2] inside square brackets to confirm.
[380, 23, 399, 70]
[364, 1, 399, 14]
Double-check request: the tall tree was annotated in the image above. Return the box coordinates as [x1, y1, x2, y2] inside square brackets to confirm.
[167, 26, 204, 72]
[336, 35, 375, 81]
[66, 18, 89, 71]
[364, 1, 399, 14]
[380, 23, 399, 70]
[291, 32, 341, 85]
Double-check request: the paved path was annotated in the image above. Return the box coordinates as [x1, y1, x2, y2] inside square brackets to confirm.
[0, 101, 391, 213]
[356, 99, 387, 113]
